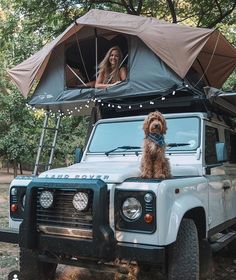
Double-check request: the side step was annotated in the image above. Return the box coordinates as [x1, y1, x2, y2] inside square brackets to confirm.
[210, 231, 236, 252]
[0, 228, 19, 244]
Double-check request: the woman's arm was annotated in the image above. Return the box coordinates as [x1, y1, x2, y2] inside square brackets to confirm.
[95, 67, 127, 89]
[95, 71, 109, 89]
[119, 66, 127, 81]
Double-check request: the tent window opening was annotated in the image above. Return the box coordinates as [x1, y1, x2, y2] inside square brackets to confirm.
[65, 34, 128, 89]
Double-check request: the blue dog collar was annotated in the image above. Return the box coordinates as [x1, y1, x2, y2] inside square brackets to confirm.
[147, 133, 165, 146]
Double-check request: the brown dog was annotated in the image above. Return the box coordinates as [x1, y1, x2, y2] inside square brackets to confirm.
[141, 111, 171, 179]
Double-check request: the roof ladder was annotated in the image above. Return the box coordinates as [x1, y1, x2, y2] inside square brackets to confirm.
[33, 112, 61, 176]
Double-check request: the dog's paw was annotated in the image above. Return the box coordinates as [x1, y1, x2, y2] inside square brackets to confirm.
[156, 174, 165, 179]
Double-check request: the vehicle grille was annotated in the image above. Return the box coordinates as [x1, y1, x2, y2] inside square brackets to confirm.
[36, 188, 93, 238]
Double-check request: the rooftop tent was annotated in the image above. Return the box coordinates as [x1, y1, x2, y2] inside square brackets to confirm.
[7, 9, 236, 113]
[29, 34, 185, 108]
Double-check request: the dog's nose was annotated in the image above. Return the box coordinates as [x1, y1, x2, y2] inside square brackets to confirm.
[155, 124, 159, 129]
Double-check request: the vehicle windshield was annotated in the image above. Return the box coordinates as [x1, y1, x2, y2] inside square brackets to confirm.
[88, 117, 200, 153]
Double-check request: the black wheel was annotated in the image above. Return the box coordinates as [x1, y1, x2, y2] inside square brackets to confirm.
[20, 247, 57, 280]
[167, 219, 199, 280]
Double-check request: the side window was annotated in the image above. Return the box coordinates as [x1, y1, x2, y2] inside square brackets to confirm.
[225, 129, 236, 163]
[205, 125, 219, 165]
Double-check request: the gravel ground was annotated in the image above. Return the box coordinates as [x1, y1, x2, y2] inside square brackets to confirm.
[1, 169, 236, 280]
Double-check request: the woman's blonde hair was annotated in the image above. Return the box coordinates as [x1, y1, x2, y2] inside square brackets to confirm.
[98, 46, 123, 84]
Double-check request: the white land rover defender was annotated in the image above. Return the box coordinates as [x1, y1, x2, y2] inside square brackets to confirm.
[1, 9, 236, 280]
[1, 108, 236, 280]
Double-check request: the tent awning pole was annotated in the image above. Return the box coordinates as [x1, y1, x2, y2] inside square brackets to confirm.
[95, 28, 98, 81]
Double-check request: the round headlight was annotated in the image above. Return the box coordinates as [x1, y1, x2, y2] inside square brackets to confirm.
[39, 191, 54, 209]
[122, 197, 142, 220]
[73, 192, 89, 211]
[11, 188, 17, 196]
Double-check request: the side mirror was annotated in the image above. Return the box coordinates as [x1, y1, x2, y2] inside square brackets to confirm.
[216, 142, 228, 163]
[75, 147, 83, 163]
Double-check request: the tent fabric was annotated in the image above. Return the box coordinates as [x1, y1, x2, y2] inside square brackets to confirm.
[29, 36, 184, 107]
[7, 9, 236, 98]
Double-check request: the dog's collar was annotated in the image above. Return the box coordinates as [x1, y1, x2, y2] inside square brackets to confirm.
[147, 133, 165, 146]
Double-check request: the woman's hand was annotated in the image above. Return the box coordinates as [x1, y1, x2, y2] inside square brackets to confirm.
[107, 80, 121, 87]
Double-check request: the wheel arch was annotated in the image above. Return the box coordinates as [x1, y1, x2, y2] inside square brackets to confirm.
[183, 207, 206, 240]
[164, 195, 207, 244]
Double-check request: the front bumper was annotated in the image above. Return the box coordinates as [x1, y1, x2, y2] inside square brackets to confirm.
[37, 234, 165, 264]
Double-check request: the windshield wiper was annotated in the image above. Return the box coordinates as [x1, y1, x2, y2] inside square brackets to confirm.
[105, 146, 141, 156]
[167, 143, 190, 150]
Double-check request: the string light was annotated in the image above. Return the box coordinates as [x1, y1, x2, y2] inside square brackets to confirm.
[25, 89, 179, 116]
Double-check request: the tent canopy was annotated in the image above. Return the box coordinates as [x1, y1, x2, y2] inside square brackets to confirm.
[7, 9, 236, 102]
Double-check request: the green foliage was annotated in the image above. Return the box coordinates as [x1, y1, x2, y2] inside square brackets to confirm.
[0, 91, 32, 163]
[0, 0, 235, 170]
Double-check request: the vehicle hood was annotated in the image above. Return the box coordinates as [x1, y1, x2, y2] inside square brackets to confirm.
[38, 160, 201, 183]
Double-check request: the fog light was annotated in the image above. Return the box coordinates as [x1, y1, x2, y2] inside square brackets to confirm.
[39, 191, 54, 209]
[144, 213, 153, 223]
[73, 192, 89, 211]
[11, 204, 18, 212]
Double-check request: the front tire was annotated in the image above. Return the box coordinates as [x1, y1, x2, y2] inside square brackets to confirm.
[167, 219, 199, 280]
[20, 247, 57, 280]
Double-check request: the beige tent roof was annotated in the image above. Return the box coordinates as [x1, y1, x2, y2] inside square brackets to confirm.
[8, 9, 236, 98]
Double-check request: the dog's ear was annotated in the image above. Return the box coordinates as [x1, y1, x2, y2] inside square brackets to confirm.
[155, 111, 167, 134]
[143, 115, 150, 135]
[162, 118, 167, 134]
[160, 114, 167, 134]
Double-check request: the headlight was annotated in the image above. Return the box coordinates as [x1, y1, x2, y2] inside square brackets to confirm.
[73, 192, 89, 211]
[11, 187, 17, 196]
[39, 191, 54, 209]
[122, 197, 142, 220]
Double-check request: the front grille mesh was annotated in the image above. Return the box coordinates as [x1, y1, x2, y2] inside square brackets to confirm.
[36, 188, 93, 231]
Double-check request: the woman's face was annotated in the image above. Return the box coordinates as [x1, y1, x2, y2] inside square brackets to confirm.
[109, 50, 120, 67]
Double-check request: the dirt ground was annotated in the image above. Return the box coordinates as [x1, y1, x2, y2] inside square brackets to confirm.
[1, 168, 236, 280]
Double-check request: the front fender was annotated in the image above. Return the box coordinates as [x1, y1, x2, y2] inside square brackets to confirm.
[164, 195, 206, 245]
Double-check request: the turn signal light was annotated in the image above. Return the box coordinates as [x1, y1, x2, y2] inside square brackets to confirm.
[11, 204, 18, 212]
[144, 213, 153, 223]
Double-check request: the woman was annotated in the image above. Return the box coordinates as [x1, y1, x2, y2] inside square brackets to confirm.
[95, 46, 127, 89]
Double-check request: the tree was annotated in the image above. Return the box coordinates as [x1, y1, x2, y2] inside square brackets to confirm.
[0, 0, 235, 174]
[0, 92, 32, 176]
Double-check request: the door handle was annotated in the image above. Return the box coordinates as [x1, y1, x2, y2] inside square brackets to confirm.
[222, 184, 230, 191]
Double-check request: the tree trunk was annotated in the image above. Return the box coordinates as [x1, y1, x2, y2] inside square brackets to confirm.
[20, 162, 23, 174]
[13, 159, 18, 178]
